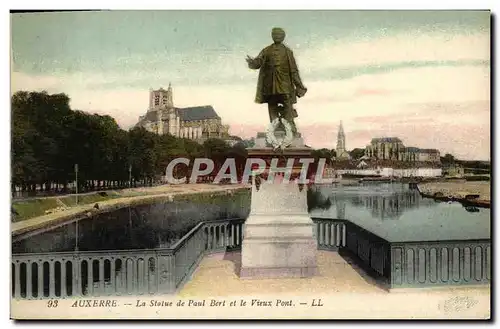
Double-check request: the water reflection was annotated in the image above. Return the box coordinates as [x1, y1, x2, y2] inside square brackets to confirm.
[12, 191, 250, 254]
[310, 183, 426, 220]
[309, 183, 490, 242]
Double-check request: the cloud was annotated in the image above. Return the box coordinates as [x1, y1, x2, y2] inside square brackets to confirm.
[10, 30, 490, 160]
[11, 30, 490, 89]
[301, 100, 490, 160]
[230, 98, 491, 161]
[297, 32, 489, 72]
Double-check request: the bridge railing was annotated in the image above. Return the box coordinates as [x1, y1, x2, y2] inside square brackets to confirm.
[11, 218, 246, 300]
[11, 216, 489, 299]
[312, 218, 347, 251]
[390, 240, 491, 288]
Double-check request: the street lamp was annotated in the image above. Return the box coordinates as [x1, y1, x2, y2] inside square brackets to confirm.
[75, 164, 79, 205]
[75, 219, 79, 252]
[129, 165, 132, 187]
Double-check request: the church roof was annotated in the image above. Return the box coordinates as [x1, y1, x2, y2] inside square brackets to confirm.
[371, 137, 402, 143]
[177, 105, 220, 121]
[137, 105, 220, 125]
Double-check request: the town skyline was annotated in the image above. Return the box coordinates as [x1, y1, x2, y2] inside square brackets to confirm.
[11, 10, 490, 160]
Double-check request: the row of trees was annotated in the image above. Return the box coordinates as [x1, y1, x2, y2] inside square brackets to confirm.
[310, 148, 365, 162]
[11, 91, 247, 196]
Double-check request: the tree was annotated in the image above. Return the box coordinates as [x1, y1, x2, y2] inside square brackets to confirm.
[311, 148, 335, 164]
[11, 90, 252, 196]
[349, 148, 365, 160]
[440, 153, 455, 165]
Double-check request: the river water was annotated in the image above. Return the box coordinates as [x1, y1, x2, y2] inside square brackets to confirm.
[12, 183, 490, 254]
[309, 183, 490, 242]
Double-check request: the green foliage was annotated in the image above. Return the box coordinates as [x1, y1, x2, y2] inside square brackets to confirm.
[311, 148, 335, 164]
[11, 91, 243, 195]
[440, 153, 456, 165]
[349, 148, 365, 160]
[11, 198, 60, 222]
[11, 192, 121, 222]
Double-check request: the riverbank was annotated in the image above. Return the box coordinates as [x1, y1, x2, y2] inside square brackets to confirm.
[11, 184, 250, 237]
[417, 180, 490, 208]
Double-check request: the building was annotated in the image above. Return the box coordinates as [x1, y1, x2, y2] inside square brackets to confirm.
[335, 121, 350, 160]
[443, 163, 465, 177]
[135, 84, 230, 142]
[364, 137, 440, 163]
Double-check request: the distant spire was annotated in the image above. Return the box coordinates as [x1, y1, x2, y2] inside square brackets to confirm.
[336, 120, 347, 159]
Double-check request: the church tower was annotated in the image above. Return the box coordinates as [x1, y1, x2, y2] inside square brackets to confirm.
[166, 82, 174, 108]
[336, 121, 349, 160]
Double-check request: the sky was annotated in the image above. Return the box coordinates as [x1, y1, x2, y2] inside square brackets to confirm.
[10, 10, 491, 160]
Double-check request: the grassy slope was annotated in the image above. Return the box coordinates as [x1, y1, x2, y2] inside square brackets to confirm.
[12, 192, 121, 222]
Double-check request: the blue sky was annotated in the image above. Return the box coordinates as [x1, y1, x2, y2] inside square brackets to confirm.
[11, 10, 491, 160]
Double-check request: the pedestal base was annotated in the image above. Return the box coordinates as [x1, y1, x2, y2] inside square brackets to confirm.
[240, 226, 318, 279]
[239, 178, 318, 279]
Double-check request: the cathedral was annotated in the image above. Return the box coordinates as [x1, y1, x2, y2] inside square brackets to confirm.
[364, 137, 440, 163]
[335, 121, 350, 160]
[333, 121, 440, 163]
[135, 84, 230, 141]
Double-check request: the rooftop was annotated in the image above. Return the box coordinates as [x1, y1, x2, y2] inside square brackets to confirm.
[137, 105, 220, 125]
[371, 137, 403, 143]
[177, 105, 220, 121]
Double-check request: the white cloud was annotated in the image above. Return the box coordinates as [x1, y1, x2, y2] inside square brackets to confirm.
[10, 30, 491, 159]
[297, 32, 489, 73]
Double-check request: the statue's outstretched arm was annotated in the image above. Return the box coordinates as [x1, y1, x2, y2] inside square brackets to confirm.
[246, 50, 264, 70]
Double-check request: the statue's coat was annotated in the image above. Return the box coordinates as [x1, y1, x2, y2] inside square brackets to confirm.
[250, 43, 306, 105]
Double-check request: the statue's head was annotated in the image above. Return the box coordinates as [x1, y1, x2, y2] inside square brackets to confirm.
[271, 27, 286, 43]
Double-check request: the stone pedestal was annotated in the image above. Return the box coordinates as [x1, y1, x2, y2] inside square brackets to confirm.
[240, 133, 318, 279]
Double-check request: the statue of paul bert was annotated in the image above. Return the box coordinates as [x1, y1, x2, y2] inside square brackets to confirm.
[246, 27, 307, 135]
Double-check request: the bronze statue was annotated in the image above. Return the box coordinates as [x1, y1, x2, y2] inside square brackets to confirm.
[246, 27, 307, 134]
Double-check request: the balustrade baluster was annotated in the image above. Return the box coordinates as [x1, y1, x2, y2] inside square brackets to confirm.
[38, 262, 44, 299]
[132, 258, 137, 294]
[72, 260, 79, 296]
[87, 259, 93, 296]
[334, 224, 339, 247]
[325, 224, 330, 246]
[14, 262, 21, 299]
[126, 258, 133, 294]
[167, 255, 174, 293]
[144, 257, 150, 294]
[331, 224, 335, 246]
[219, 225, 224, 247]
[48, 261, 55, 298]
[60, 262, 66, 298]
[342, 225, 346, 247]
[99, 259, 105, 296]
[136, 259, 143, 295]
[211, 226, 217, 249]
[231, 224, 235, 247]
[121, 259, 127, 294]
[26, 262, 32, 299]
[110, 259, 116, 295]
[225, 224, 230, 247]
